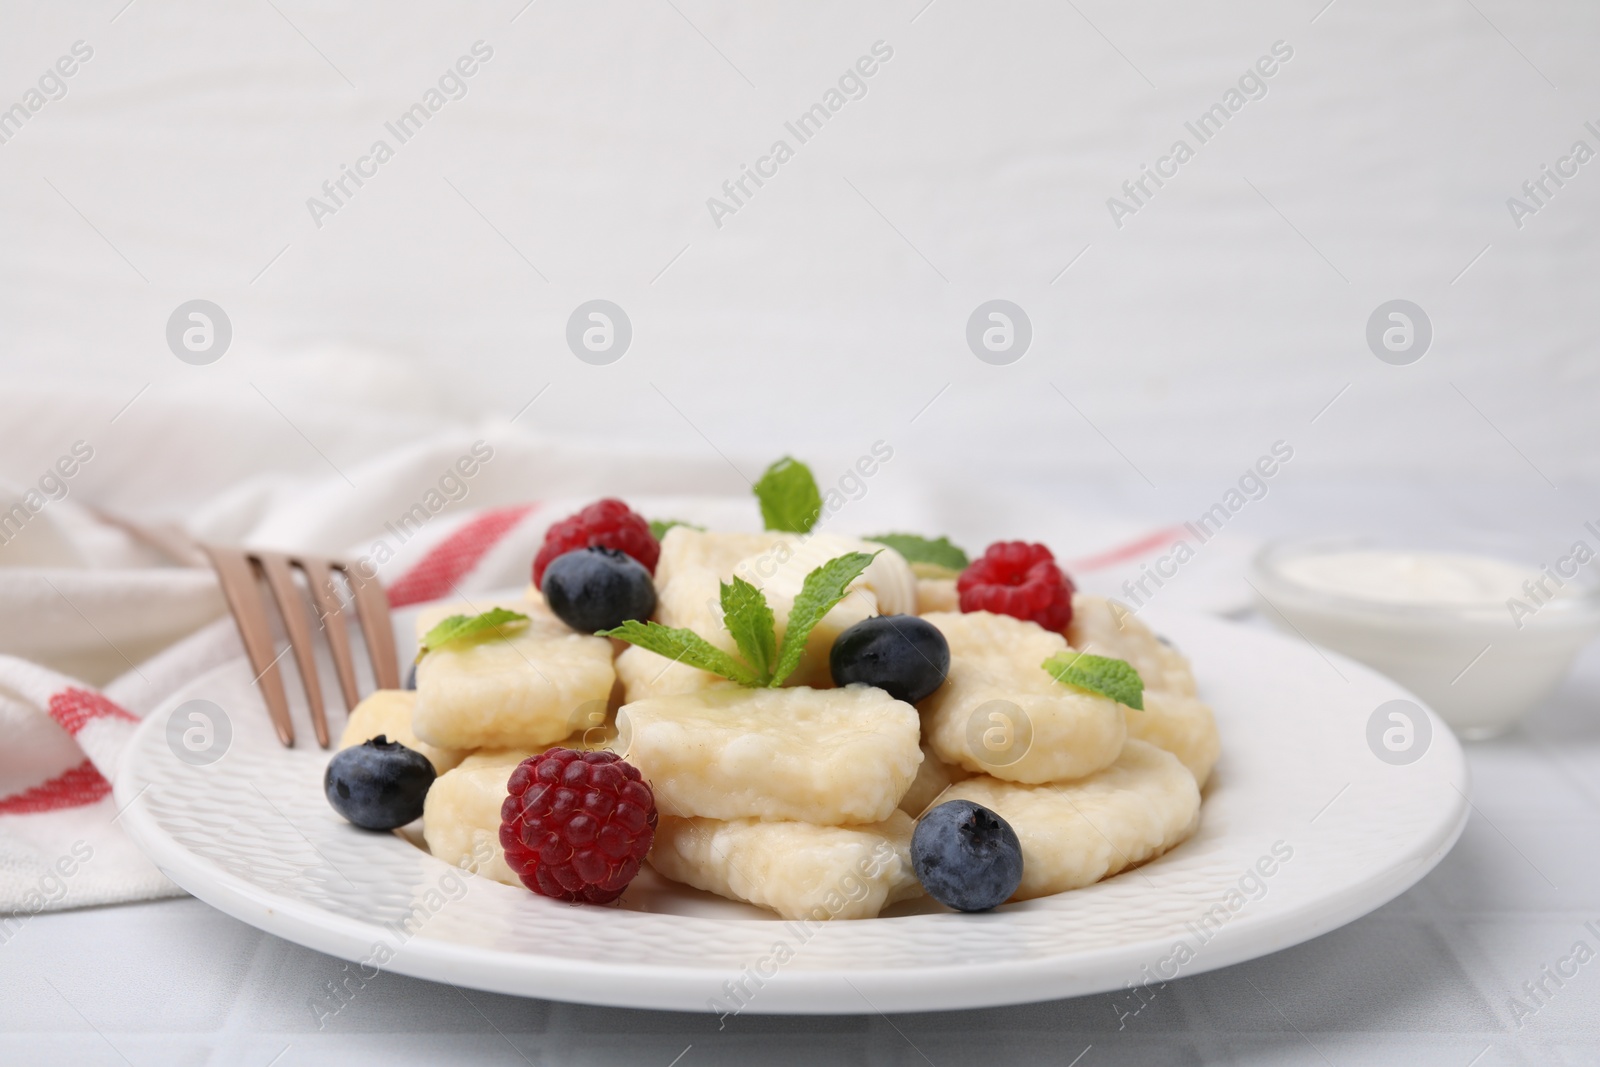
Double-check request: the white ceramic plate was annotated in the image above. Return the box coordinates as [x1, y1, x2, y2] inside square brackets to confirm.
[114, 598, 1469, 1014]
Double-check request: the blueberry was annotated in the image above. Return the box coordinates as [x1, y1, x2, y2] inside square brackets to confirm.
[829, 614, 950, 704]
[324, 735, 436, 830]
[911, 800, 1024, 912]
[404, 661, 416, 690]
[541, 546, 657, 634]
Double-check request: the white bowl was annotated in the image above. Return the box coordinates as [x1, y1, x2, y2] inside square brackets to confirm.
[1250, 534, 1600, 739]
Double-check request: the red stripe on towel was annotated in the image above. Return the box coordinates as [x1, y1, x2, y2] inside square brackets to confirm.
[1063, 526, 1189, 574]
[0, 760, 112, 815]
[386, 504, 538, 608]
[48, 687, 139, 736]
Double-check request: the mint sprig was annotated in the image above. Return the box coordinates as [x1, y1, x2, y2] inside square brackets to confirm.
[417, 608, 530, 662]
[600, 550, 877, 687]
[863, 533, 969, 573]
[598, 620, 759, 685]
[770, 550, 876, 685]
[753, 456, 822, 533]
[649, 518, 703, 540]
[721, 576, 777, 681]
[1042, 651, 1144, 710]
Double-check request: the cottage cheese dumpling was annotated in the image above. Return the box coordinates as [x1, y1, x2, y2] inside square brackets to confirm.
[650, 811, 922, 920]
[1068, 594, 1199, 697]
[919, 611, 1126, 784]
[422, 748, 536, 888]
[616, 685, 922, 824]
[338, 689, 467, 774]
[915, 577, 959, 615]
[412, 605, 615, 751]
[898, 743, 969, 817]
[614, 644, 736, 703]
[650, 529, 788, 690]
[414, 595, 552, 637]
[941, 740, 1200, 901]
[651, 527, 916, 689]
[732, 532, 916, 688]
[1067, 595, 1220, 786]
[653, 528, 785, 638]
[1132, 690, 1221, 788]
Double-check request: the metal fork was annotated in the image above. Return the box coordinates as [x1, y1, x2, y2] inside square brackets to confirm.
[90, 506, 400, 747]
[202, 546, 401, 748]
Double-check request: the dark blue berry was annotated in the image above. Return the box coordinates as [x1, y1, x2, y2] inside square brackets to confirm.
[829, 614, 950, 704]
[541, 546, 657, 634]
[911, 800, 1024, 912]
[324, 735, 435, 830]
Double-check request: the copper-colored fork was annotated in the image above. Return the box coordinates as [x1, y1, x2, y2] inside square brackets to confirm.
[202, 546, 401, 748]
[89, 506, 399, 747]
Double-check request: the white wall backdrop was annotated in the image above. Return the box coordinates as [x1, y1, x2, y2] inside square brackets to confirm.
[1, 0, 1596, 516]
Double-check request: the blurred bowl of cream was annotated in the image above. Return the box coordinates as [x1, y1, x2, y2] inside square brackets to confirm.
[1250, 533, 1600, 739]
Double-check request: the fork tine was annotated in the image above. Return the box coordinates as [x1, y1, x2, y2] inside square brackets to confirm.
[202, 545, 296, 747]
[256, 551, 331, 748]
[341, 562, 401, 689]
[301, 557, 361, 712]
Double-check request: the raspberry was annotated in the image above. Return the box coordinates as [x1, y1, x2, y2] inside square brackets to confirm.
[957, 541, 1076, 632]
[499, 748, 658, 905]
[532, 499, 659, 588]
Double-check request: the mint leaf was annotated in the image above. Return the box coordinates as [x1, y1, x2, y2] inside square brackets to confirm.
[418, 608, 530, 662]
[770, 550, 878, 686]
[598, 620, 759, 686]
[1042, 651, 1144, 710]
[721, 576, 777, 684]
[649, 518, 703, 540]
[753, 456, 823, 533]
[863, 533, 969, 573]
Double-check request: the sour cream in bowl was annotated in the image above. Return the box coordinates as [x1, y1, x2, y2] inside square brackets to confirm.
[1250, 535, 1600, 738]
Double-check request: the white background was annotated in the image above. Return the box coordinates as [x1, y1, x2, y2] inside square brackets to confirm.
[1, 0, 1596, 515]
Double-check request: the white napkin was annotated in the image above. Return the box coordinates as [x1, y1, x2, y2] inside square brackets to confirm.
[0, 426, 1245, 919]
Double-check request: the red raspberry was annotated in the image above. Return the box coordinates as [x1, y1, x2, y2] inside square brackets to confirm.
[499, 748, 658, 905]
[957, 541, 1076, 632]
[532, 498, 659, 588]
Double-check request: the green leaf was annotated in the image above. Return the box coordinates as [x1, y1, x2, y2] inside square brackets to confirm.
[417, 608, 530, 662]
[863, 533, 969, 574]
[720, 576, 777, 684]
[598, 620, 760, 686]
[649, 518, 703, 541]
[753, 456, 823, 533]
[1042, 651, 1144, 710]
[770, 550, 878, 686]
